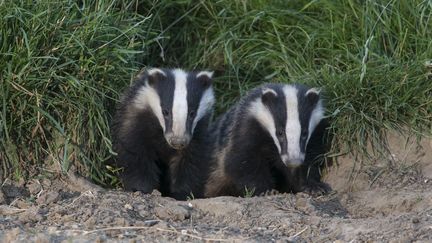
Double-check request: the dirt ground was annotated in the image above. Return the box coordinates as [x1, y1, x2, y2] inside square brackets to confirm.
[1, 133, 431, 242]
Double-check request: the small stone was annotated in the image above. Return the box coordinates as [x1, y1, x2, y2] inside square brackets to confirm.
[296, 197, 315, 212]
[0, 188, 6, 204]
[135, 219, 159, 227]
[27, 181, 42, 195]
[62, 214, 75, 223]
[36, 191, 60, 205]
[47, 226, 58, 234]
[138, 210, 150, 218]
[34, 233, 50, 243]
[114, 217, 128, 226]
[192, 198, 244, 217]
[14, 199, 31, 209]
[308, 216, 321, 225]
[132, 191, 144, 197]
[151, 190, 162, 197]
[144, 220, 159, 227]
[84, 216, 97, 228]
[412, 217, 420, 224]
[41, 179, 51, 188]
[3, 228, 21, 243]
[296, 192, 309, 198]
[136, 204, 146, 211]
[155, 205, 190, 221]
[95, 236, 104, 243]
[17, 207, 43, 223]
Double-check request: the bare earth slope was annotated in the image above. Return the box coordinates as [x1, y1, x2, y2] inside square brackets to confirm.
[1, 134, 431, 242]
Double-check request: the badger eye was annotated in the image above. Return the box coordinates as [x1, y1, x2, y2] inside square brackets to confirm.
[162, 109, 169, 117]
[301, 130, 308, 139]
[277, 129, 284, 137]
[189, 110, 196, 118]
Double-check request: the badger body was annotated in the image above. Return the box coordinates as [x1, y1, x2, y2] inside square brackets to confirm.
[111, 68, 215, 200]
[205, 83, 330, 197]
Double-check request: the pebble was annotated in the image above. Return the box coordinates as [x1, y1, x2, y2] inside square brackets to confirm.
[14, 199, 31, 209]
[84, 216, 97, 228]
[3, 228, 21, 242]
[17, 207, 43, 223]
[27, 181, 42, 195]
[296, 197, 315, 213]
[41, 179, 51, 188]
[47, 226, 58, 234]
[151, 190, 162, 197]
[155, 205, 191, 221]
[34, 233, 50, 243]
[0, 189, 6, 204]
[36, 191, 60, 205]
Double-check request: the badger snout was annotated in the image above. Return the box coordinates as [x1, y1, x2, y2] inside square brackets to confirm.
[166, 135, 191, 150]
[281, 154, 304, 168]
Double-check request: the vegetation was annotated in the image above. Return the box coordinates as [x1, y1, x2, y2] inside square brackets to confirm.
[1, 0, 431, 185]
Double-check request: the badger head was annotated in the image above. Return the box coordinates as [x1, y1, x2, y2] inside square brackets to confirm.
[133, 68, 214, 150]
[249, 84, 324, 167]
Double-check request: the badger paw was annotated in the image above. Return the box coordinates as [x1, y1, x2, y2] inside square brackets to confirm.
[259, 189, 280, 197]
[302, 181, 331, 196]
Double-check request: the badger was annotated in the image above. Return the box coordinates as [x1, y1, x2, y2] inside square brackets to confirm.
[204, 83, 331, 197]
[111, 68, 215, 200]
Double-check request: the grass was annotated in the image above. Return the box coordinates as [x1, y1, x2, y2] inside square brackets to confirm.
[1, 0, 431, 185]
[244, 186, 256, 198]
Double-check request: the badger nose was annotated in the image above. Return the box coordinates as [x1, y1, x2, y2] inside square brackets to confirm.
[281, 154, 303, 168]
[168, 137, 190, 150]
[288, 158, 303, 167]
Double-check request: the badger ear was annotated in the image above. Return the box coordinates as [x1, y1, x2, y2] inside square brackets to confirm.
[261, 88, 278, 104]
[305, 87, 321, 105]
[196, 71, 214, 88]
[146, 68, 166, 86]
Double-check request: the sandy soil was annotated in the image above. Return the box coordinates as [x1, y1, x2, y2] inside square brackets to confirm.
[1, 134, 431, 242]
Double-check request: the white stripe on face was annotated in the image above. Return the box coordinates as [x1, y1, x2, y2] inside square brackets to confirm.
[133, 84, 165, 131]
[171, 69, 188, 136]
[249, 98, 281, 153]
[304, 87, 324, 143]
[193, 87, 214, 132]
[283, 85, 303, 161]
[308, 100, 324, 142]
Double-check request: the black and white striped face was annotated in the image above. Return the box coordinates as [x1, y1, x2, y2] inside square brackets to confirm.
[249, 84, 324, 167]
[133, 68, 214, 150]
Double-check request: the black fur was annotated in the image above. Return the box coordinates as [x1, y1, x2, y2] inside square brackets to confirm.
[111, 69, 214, 200]
[273, 119, 332, 195]
[205, 83, 331, 197]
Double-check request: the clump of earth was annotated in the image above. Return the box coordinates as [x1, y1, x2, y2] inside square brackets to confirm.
[1, 134, 431, 242]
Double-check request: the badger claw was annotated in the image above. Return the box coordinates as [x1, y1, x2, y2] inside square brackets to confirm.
[302, 181, 331, 196]
[259, 189, 280, 197]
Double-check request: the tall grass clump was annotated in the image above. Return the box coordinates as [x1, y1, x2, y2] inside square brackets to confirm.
[1, 0, 431, 184]
[0, 0, 166, 183]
